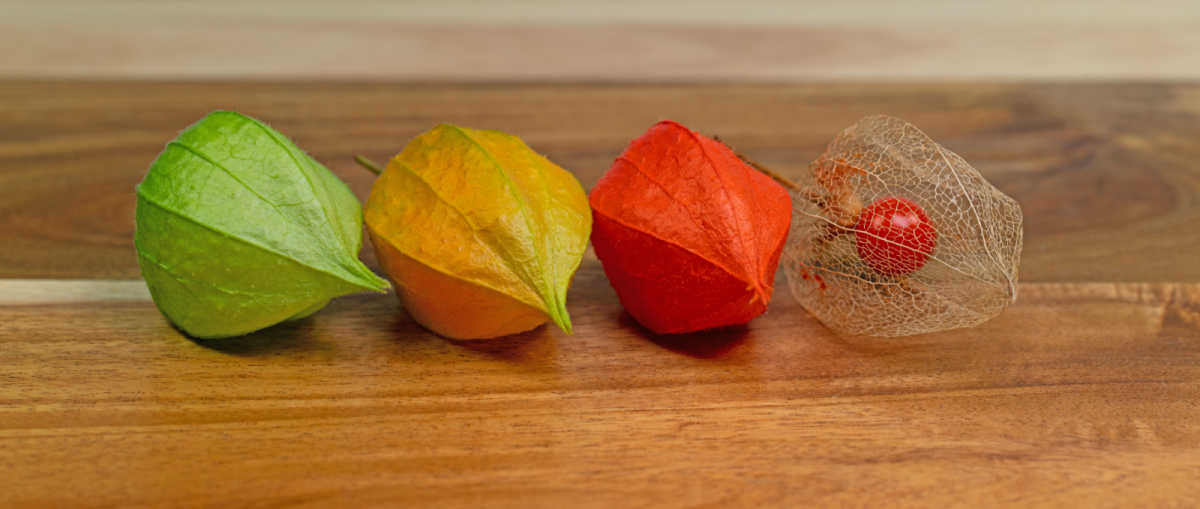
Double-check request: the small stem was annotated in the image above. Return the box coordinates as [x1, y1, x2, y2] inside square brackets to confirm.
[735, 151, 800, 192]
[735, 152, 833, 205]
[354, 155, 384, 176]
[713, 135, 836, 211]
[711, 134, 801, 192]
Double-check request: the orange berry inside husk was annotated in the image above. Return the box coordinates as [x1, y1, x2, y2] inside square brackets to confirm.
[854, 196, 937, 276]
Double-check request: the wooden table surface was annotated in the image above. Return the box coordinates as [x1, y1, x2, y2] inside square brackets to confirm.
[2, 81, 1199, 507]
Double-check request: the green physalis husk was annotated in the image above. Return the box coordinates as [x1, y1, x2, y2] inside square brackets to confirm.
[135, 111, 389, 339]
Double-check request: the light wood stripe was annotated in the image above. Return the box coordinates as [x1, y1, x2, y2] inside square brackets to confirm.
[3, 279, 1199, 307]
[0, 280, 151, 304]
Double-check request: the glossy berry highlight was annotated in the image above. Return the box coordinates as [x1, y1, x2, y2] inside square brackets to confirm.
[854, 196, 937, 276]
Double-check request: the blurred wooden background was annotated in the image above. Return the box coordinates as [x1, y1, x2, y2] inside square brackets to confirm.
[4, 0, 1200, 80]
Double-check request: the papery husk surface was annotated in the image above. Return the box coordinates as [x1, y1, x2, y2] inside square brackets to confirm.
[783, 115, 1023, 337]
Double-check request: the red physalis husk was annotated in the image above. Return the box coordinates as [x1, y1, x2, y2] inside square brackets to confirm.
[589, 121, 793, 334]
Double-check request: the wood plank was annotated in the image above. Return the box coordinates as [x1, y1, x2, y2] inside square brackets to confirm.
[4, 80, 1200, 505]
[2, 279, 1199, 506]
[4, 1, 1200, 80]
[3, 81, 1200, 282]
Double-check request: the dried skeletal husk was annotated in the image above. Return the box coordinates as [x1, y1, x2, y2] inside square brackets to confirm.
[782, 115, 1023, 337]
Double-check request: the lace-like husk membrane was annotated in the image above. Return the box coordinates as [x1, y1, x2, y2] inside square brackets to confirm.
[783, 115, 1023, 337]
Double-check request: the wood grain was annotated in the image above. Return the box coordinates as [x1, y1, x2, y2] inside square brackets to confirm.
[4, 1, 1200, 80]
[2, 279, 1199, 506]
[2, 81, 1200, 507]
[3, 81, 1200, 281]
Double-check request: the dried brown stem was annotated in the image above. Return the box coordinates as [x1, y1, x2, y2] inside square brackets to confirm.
[737, 153, 800, 192]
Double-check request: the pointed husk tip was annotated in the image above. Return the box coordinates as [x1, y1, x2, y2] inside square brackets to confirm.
[546, 290, 573, 335]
